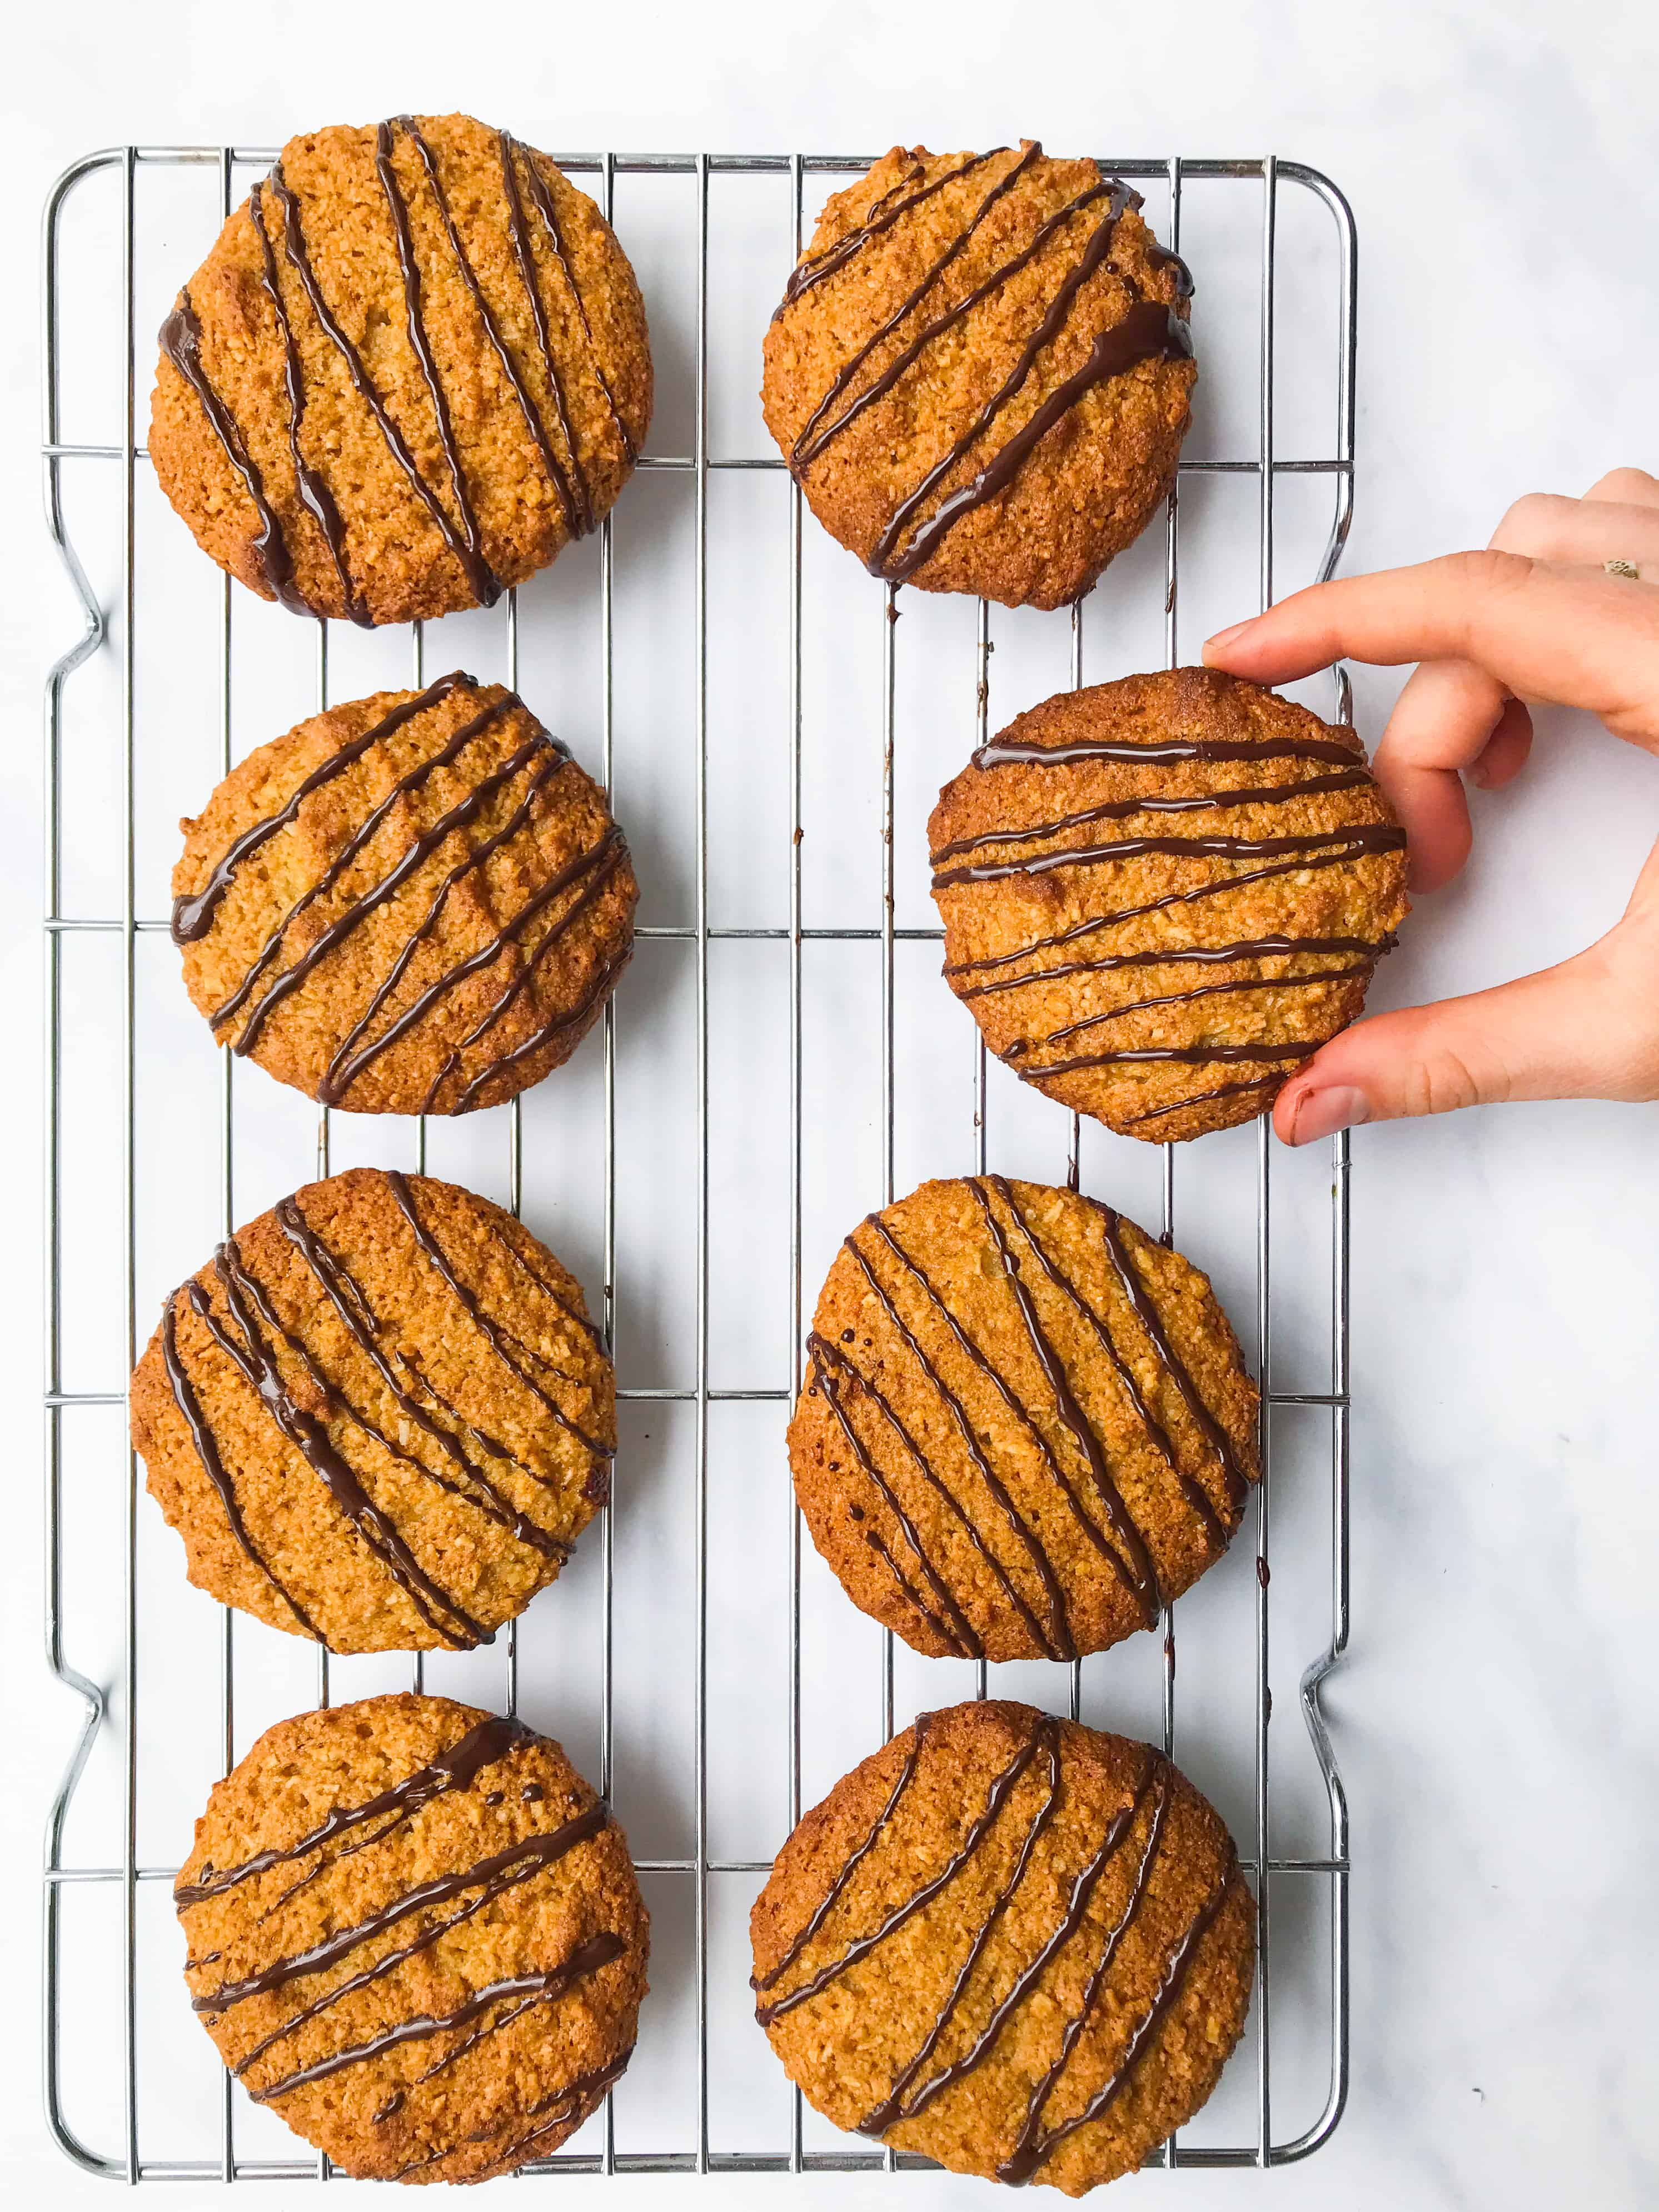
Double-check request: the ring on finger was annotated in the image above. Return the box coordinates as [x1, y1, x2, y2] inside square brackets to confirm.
[1605, 557, 1644, 580]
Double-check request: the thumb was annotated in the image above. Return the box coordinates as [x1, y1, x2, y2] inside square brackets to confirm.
[1272, 936, 1659, 1143]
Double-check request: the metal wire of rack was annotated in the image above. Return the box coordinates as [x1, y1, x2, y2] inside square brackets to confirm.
[42, 146, 1357, 2181]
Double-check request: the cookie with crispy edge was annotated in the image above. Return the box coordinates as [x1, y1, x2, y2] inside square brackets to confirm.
[151, 113, 651, 625]
[177, 1695, 647, 2183]
[131, 1168, 614, 1653]
[788, 1175, 1259, 1665]
[170, 674, 635, 1117]
[929, 667, 1409, 1142]
[761, 142, 1194, 609]
[752, 1699, 1253, 2193]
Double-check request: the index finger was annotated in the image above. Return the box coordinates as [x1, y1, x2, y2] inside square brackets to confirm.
[1203, 550, 1659, 748]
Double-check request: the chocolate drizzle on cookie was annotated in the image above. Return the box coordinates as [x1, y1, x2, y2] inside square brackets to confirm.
[801, 1180, 1250, 1661]
[155, 1178, 609, 1650]
[175, 1715, 530, 1907]
[158, 295, 310, 620]
[247, 181, 371, 626]
[172, 677, 632, 1114]
[933, 719, 1406, 1129]
[776, 145, 1192, 586]
[157, 121, 640, 621]
[755, 1709, 1240, 2185]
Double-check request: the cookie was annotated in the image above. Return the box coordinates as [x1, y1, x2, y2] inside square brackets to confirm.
[930, 668, 1410, 1141]
[761, 143, 1193, 610]
[131, 1169, 613, 1653]
[170, 673, 635, 1116]
[788, 1177, 1259, 1663]
[176, 1695, 647, 2183]
[752, 1700, 1253, 2193]
[151, 113, 651, 625]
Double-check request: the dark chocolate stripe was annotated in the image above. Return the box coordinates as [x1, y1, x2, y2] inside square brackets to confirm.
[955, 933, 1394, 1005]
[1089, 1203, 1249, 1512]
[929, 769, 1371, 865]
[791, 145, 1054, 468]
[383, 1171, 612, 1459]
[993, 1199, 1227, 1550]
[230, 725, 547, 1055]
[506, 133, 638, 467]
[882, 1753, 1161, 2131]
[171, 672, 472, 945]
[266, 160, 502, 609]
[193, 1802, 608, 2015]
[158, 293, 307, 617]
[972, 733, 1363, 770]
[1005, 1857, 1235, 2181]
[998, 1762, 1173, 2182]
[182, 1269, 489, 1649]
[175, 1715, 526, 1906]
[859, 1719, 1063, 2134]
[246, 1932, 625, 2102]
[246, 181, 368, 625]
[782, 149, 1007, 310]
[754, 1719, 930, 1994]
[393, 116, 588, 540]
[160, 1299, 321, 1638]
[848, 1224, 1073, 1660]
[933, 821, 1406, 891]
[808, 1337, 982, 1657]
[756, 1724, 1043, 2024]
[944, 841, 1406, 982]
[975, 1178, 1158, 1620]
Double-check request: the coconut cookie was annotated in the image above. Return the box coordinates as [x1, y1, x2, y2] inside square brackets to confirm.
[752, 1700, 1253, 2193]
[151, 113, 651, 624]
[930, 667, 1409, 1140]
[762, 143, 1193, 609]
[788, 1175, 1259, 1663]
[170, 674, 635, 1116]
[131, 1169, 613, 1653]
[177, 1696, 647, 2182]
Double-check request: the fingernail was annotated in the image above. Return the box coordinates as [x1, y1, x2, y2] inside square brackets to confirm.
[1202, 619, 1256, 661]
[1289, 1085, 1372, 1144]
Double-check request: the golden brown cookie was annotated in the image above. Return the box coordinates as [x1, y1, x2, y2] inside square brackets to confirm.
[788, 1177, 1259, 1663]
[930, 668, 1410, 1142]
[131, 1169, 612, 1653]
[177, 1695, 647, 2183]
[752, 1700, 1253, 2193]
[761, 143, 1194, 610]
[151, 113, 651, 625]
[170, 674, 635, 1116]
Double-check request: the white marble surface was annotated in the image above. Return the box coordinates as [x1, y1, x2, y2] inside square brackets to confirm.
[4, 4, 1659, 2208]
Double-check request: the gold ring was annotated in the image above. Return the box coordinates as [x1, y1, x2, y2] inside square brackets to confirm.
[1605, 557, 1642, 580]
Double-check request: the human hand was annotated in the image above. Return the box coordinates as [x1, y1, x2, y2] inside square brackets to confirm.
[1201, 467, 1659, 1144]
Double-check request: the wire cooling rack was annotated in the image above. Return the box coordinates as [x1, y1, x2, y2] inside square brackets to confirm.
[43, 146, 1358, 2181]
